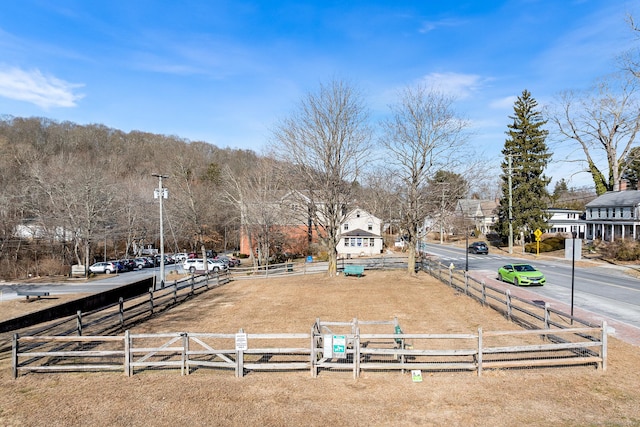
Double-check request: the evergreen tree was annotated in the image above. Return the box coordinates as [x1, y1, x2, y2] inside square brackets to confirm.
[622, 146, 640, 190]
[496, 90, 551, 244]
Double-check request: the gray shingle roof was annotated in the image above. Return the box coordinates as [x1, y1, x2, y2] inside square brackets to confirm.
[585, 191, 640, 208]
[341, 229, 379, 237]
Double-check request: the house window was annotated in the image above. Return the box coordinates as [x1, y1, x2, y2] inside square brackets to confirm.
[343, 223, 349, 231]
[612, 209, 616, 218]
[598, 208, 601, 218]
[367, 223, 373, 231]
[357, 238, 362, 247]
[370, 238, 375, 247]
[344, 239, 349, 247]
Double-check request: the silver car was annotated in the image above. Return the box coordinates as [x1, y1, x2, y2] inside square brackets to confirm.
[182, 258, 228, 274]
[89, 261, 118, 274]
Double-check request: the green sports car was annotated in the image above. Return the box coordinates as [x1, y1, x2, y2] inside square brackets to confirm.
[497, 263, 546, 286]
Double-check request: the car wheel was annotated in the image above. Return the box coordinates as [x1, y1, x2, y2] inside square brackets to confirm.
[514, 277, 519, 286]
[189, 266, 196, 273]
[213, 266, 219, 272]
[105, 269, 111, 274]
[497, 274, 502, 281]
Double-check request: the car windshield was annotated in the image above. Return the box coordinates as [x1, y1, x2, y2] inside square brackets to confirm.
[514, 265, 536, 272]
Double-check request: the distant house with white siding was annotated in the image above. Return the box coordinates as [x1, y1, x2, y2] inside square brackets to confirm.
[584, 190, 640, 241]
[337, 208, 384, 257]
[546, 208, 585, 238]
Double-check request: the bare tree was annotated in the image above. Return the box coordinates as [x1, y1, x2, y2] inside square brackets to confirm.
[272, 79, 372, 275]
[381, 85, 469, 274]
[548, 73, 640, 195]
[169, 145, 221, 266]
[222, 155, 290, 267]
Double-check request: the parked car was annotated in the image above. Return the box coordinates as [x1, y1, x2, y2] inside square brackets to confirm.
[119, 259, 137, 271]
[134, 257, 153, 268]
[467, 241, 489, 254]
[89, 261, 119, 274]
[182, 258, 228, 273]
[497, 263, 546, 286]
[214, 255, 240, 267]
[174, 253, 189, 262]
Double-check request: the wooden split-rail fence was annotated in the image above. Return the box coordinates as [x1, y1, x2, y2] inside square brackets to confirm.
[12, 317, 606, 379]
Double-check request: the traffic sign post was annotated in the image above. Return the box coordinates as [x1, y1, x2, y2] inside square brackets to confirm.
[534, 229, 542, 256]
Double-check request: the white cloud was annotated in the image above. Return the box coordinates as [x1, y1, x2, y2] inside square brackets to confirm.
[488, 96, 517, 110]
[0, 66, 84, 108]
[420, 72, 486, 99]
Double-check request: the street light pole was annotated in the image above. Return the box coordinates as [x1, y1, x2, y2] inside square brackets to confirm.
[571, 230, 576, 324]
[153, 173, 168, 289]
[465, 226, 469, 272]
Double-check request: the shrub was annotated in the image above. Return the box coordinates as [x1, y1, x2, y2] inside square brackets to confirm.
[600, 240, 640, 261]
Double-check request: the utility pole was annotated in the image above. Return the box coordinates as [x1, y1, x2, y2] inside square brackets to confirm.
[153, 174, 168, 289]
[439, 182, 448, 245]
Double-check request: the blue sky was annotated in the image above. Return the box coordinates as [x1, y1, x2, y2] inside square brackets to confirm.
[0, 1, 638, 188]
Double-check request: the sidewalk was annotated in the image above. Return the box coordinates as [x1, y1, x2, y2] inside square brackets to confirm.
[470, 269, 640, 348]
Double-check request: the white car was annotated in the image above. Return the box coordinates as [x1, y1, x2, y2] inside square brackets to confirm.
[174, 252, 189, 262]
[182, 258, 227, 274]
[89, 261, 118, 274]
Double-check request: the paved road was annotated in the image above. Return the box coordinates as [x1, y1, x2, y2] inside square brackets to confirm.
[422, 242, 640, 334]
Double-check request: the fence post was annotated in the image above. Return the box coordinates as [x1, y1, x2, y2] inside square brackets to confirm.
[310, 324, 317, 378]
[173, 282, 177, 305]
[464, 271, 469, 294]
[354, 327, 360, 379]
[544, 303, 551, 330]
[124, 330, 131, 377]
[505, 289, 512, 321]
[12, 333, 19, 379]
[77, 310, 83, 336]
[481, 281, 486, 305]
[149, 287, 154, 315]
[477, 327, 483, 377]
[181, 332, 188, 376]
[601, 321, 608, 371]
[119, 297, 124, 326]
[236, 328, 244, 378]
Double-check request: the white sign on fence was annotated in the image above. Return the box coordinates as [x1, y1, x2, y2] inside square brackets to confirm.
[235, 333, 248, 351]
[323, 334, 333, 358]
[333, 335, 346, 359]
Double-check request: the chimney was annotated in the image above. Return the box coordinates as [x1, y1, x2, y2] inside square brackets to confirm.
[620, 179, 628, 191]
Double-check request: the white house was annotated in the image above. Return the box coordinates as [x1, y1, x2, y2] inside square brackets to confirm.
[546, 208, 585, 238]
[337, 208, 384, 258]
[456, 199, 498, 235]
[584, 190, 640, 241]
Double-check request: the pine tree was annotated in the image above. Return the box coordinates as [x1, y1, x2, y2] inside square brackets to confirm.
[496, 90, 551, 244]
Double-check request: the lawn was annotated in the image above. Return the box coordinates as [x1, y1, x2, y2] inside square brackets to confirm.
[1, 270, 639, 426]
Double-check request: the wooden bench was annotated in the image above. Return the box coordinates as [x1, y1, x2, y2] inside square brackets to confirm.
[343, 265, 364, 277]
[17, 291, 50, 300]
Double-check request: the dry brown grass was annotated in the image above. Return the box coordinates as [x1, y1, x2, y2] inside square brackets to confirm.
[1, 270, 639, 426]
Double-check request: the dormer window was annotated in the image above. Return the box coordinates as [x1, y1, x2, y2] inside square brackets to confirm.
[343, 223, 349, 231]
[367, 223, 373, 231]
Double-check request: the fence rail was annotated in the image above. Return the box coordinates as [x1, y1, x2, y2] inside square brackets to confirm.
[420, 257, 601, 330]
[2, 271, 230, 355]
[13, 317, 606, 378]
